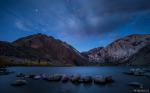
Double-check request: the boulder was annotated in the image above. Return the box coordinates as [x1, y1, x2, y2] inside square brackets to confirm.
[44, 75, 54, 81]
[33, 75, 41, 80]
[71, 74, 81, 83]
[143, 68, 150, 72]
[29, 74, 36, 78]
[53, 74, 62, 81]
[94, 75, 114, 84]
[0, 68, 14, 75]
[16, 73, 25, 77]
[128, 82, 143, 88]
[123, 72, 134, 75]
[41, 73, 49, 79]
[144, 73, 150, 78]
[45, 74, 62, 81]
[11, 80, 27, 86]
[82, 76, 92, 83]
[105, 76, 114, 83]
[24, 75, 30, 78]
[124, 68, 145, 76]
[94, 76, 106, 84]
[61, 74, 69, 82]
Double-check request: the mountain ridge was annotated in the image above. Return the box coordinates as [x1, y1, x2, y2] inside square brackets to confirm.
[0, 33, 89, 66]
[82, 34, 150, 65]
[0, 33, 150, 66]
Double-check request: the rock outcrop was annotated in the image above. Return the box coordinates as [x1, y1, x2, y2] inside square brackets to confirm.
[82, 34, 150, 65]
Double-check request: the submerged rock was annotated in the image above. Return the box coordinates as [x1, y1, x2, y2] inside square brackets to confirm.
[70, 74, 81, 83]
[82, 76, 92, 83]
[105, 76, 114, 83]
[44, 75, 54, 81]
[29, 74, 36, 78]
[45, 74, 62, 81]
[123, 68, 145, 76]
[0, 68, 14, 75]
[41, 73, 49, 79]
[33, 75, 42, 80]
[123, 72, 134, 75]
[128, 82, 143, 88]
[61, 75, 69, 82]
[94, 76, 106, 84]
[94, 75, 114, 84]
[144, 73, 150, 78]
[143, 68, 150, 72]
[16, 73, 25, 77]
[53, 74, 62, 81]
[11, 80, 27, 86]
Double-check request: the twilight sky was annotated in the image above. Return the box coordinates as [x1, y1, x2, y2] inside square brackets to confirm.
[0, 0, 150, 52]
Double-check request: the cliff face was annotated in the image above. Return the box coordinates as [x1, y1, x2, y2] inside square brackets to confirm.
[125, 44, 150, 66]
[83, 34, 150, 65]
[0, 33, 88, 66]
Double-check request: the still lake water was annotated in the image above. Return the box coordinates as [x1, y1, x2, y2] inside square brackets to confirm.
[0, 66, 150, 93]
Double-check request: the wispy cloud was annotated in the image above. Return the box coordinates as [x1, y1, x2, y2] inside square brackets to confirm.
[15, 20, 31, 31]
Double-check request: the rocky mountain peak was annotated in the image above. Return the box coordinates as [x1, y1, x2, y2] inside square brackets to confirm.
[83, 34, 150, 65]
[0, 33, 89, 66]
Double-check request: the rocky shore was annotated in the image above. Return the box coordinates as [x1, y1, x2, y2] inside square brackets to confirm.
[13, 73, 114, 86]
[1, 67, 149, 89]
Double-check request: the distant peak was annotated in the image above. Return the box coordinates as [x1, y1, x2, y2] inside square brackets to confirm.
[126, 34, 150, 38]
[27, 33, 56, 40]
[32, 33, 49, 37]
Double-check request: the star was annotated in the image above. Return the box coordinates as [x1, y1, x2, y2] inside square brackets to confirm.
[35, 9, 39, 13]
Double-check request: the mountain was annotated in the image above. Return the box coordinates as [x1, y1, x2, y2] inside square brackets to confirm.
[0, 33, 88, 66]
[125, 44, 150, 66]
[1, 34, 150, 66]
[82, 34, 150, 65]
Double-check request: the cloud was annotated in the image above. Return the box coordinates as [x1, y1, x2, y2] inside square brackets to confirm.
[66, 0, 150, 38]
[15, 20, 31, 31]
[1, 0, 150, 42]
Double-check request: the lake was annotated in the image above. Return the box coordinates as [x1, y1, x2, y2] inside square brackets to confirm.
[0, 67, 150, 93]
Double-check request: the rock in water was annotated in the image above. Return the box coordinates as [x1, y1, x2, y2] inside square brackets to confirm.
[105, 76, 114, 83]
[128, 82, 143, 88]
[16, 73, 25, 77]
[94, 75, 114, 84]
[144, 73, 150, 78]
[62, 75, 69, 82]
[33, 75, 41, 80]
[44, 75, 54, 81]
[45, 74, 62, 81]
[11, 80, 27, 86]
[53, 74, 62, 81]
[124, 68, 145, 76]
[30, 74, 36, 78]
[94, 76, 106, 84]
[71, 74, 81, 83]
[82, 76, 92, 83]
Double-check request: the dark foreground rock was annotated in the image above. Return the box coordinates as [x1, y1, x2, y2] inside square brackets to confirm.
[11, 80, 27, 86]
[144, 73, 150, 78]
[16, 73, 25, 77]
[82, 76, 93, 83]
[33, 75, 42, 80]
[123, 68, 145, 76]
[94, 75, 114, 84]
[61, 74, 69, 82]
[0, 68, 14, 76]
[44, 74, 62, 82]
[128, 82, 143, 88]
[70, 74, 81, 83]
